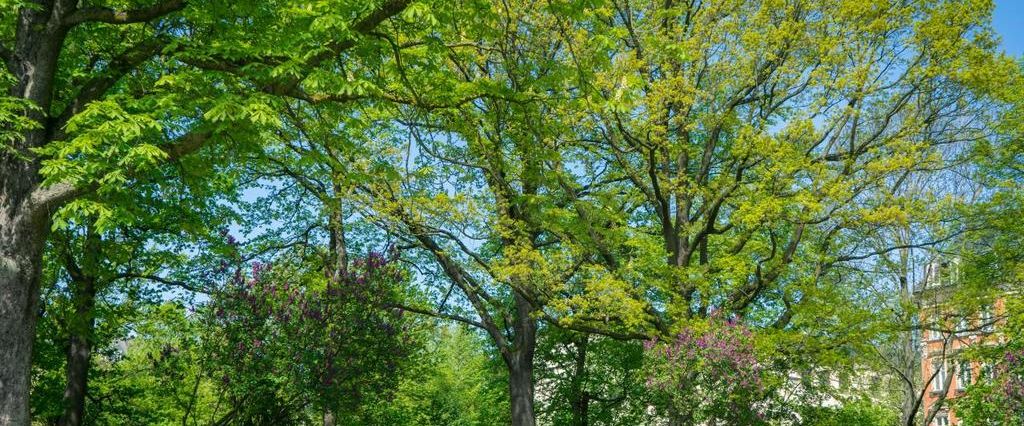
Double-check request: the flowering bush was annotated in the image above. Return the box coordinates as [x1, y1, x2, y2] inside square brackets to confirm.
[1000, 349, 1024, 401]
[643, 315, 768, 425]
[957, 347, 1024, 426]
[204, 252, 415, 422]
[956, 297, 1024, 426]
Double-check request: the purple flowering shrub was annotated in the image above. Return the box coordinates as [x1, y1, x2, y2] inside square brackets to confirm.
[956, 299, 1024, 425]
[643, 315, 768, 424]
[1001, 349, 1024, 412]
[955, 348, 1024, 426]
[204, 252, 415, 422]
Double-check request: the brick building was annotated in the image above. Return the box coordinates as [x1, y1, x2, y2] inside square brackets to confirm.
[916, 260, 1004, 426]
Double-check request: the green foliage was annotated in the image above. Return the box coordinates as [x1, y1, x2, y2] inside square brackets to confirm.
[535, 329, 651, 425]
[372, 325, 509, 426]
[798, 399, 899, 426]
[643, 317, 769, 424]
[203, 254, 417, 424]
[13, 0, 1024, 424]
[32, 300, 217, 425]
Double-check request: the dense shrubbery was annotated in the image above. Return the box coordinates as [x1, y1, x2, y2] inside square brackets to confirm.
[643, 315, 769, 424]
[203, 254, 415, 423]
[957, 298, 1024, 426]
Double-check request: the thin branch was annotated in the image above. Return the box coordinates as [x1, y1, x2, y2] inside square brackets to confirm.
[540, 312, 651, 341]
[387, 302, 486, 330]
[113, 272, 206, 293]
[182, 0, 410, 100]
[25, 129, 213, 216]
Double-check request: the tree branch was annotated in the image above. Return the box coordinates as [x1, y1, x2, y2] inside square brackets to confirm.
[387, 302, 487, 330]
[52, 36, 171, 137]
[181, 0, 411, 100]
[63, 0, 187, 27]
[25, 129, 214, 216]
[113, 272, 206, 293]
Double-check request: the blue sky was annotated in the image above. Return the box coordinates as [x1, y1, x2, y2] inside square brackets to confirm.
[994, 0, 1024, 56]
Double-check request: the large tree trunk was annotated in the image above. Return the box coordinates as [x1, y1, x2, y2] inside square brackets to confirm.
[0, 221, 48, 426]
[507, 292, 537, 426]
[508, 353, 536, 426]
[2, 2, 71, 423]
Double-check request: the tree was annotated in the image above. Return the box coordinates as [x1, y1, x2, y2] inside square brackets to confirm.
[531, 0, 1020, 420]
[375, 324, 510, 426]
[349, 3, 614, 423]
[28, 129, 233, 426]
[949, 65, 1024, 424]
[0, 0, 413, 421]
[364, 40, 607, 426]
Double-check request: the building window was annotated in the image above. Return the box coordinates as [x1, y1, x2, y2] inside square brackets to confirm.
[930, 314, 943, 340]
[956, 316, 969, 336]
[981, 305, 995, 332]
[933, 361, 947, 392]
[958, 360, 972, 390]
[935, 413, 949, 426]
[981, 363, 994, 380]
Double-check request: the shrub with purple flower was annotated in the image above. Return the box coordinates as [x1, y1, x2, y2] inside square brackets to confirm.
[955, 298, 1024, 426]
[643, 314, 768, 425]
[203, 252, 417, 423]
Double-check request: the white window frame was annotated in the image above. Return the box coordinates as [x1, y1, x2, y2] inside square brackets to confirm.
[957, 360, 972, 390]
[981, 305, 995, 332]
[930, 314, 943, 340]
[935, 413, 949, 426]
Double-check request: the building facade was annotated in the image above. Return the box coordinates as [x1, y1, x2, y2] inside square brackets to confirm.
[917, 260, 1004, 426]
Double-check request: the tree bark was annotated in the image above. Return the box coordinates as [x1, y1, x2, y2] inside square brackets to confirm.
[507, 292, 537, 426]
[57, 232, 100, 426]
[0, 220, 48, 426]
[569, 336, 589, 426]
[2, 2, 73, 422]
[57, 277, 97, 426]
